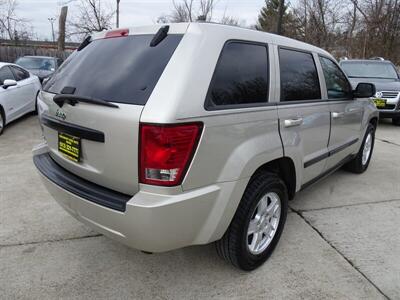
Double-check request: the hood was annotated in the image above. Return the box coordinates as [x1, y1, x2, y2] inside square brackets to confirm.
[27, 69, 54, 79]
[348, 77, 400, 92]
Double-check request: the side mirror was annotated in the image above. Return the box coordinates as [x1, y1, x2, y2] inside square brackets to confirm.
[2, 79, 17, 89]
[353, 82, 376, 98]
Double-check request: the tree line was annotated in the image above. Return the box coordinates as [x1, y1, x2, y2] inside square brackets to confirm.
[257, 0, 400, 64]
[1, 0, 399, 64]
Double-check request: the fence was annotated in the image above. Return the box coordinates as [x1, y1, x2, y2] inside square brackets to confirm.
[0, 40, 78, 63]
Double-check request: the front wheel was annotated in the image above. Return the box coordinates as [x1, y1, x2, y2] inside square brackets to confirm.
[216, 172, 288, 271]
[0, 110, 4, 136]
[393, 117, 400, 126]
[344, 123, 375, 173]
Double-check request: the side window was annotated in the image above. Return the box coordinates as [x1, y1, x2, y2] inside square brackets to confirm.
[320, 57, 352, 99]
[0, 66, 15, 85]
[10, 66, 29, 81]
[279, 48, 321, 101]
[206, 42, 268, 108]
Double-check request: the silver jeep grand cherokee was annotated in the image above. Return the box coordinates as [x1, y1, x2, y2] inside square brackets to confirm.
[33, 23, 378, 270]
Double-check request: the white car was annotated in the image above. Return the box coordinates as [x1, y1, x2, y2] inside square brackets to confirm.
[0, 62, 42, 135]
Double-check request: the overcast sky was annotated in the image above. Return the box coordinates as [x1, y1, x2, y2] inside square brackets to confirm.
[16, 0, 266, 40]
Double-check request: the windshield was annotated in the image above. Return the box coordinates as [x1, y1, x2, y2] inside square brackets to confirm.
[15, 57, 56, 71]
[340, 61, 398, 79]
[43, 34, 182, 105]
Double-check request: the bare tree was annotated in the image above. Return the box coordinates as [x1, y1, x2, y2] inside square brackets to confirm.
[168, 0, 193, 22]
[167, 0, 215, 22]
[69, 0, 115, 39]
[159, 0, 241, 26]
[199, 0, 215, 21]
[0, 0, 30, 41]
[348, 0, 400, 61]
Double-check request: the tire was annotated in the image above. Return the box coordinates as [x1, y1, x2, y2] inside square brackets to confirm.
[344, 123, 375, 174]
[393, 117, 400, 126]
[33, 91, 40, 115]
[216, 172, 288, 271]
[0, 107, 4, 136]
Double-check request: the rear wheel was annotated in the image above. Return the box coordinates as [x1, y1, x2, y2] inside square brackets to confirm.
[216, 172, 288, 271]
[393, 117, 400, 126]
[345, 123, 375, 173]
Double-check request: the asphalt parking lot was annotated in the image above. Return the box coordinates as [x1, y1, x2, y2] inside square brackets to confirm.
[0, 115, 399, 300]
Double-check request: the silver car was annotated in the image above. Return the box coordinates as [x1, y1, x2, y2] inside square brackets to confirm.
[0, 62, 42, 135]
[33, 23, 378, 270]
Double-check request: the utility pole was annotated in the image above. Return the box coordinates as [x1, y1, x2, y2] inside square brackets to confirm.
[48, 17, 56, 43]
[116, 0, 121, 28]
[58, 6, 68, 52]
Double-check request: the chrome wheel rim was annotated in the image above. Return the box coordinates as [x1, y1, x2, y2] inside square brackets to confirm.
[362, 133, 372, 166]
[247, 192, 281, 255]
[0, 114, 3, 132]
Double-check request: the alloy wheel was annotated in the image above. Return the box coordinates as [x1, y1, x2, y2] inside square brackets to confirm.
[247, 192, 281, 255]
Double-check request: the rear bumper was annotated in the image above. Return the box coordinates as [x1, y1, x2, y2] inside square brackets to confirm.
[33, 144, 248, 252]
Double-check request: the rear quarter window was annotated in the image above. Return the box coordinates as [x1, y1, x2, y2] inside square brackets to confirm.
[44, 34, 182, 105]
[205, 41, 269, 109]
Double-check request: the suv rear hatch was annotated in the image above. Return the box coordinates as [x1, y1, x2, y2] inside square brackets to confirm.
[39, 26, 185, 195]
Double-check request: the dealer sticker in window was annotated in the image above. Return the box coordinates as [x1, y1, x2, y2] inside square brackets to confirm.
[58, 133, 81, 162]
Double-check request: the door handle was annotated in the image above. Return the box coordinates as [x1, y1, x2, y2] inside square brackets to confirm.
[348, 107, 361, 113]
[332, 112, 345, 119]
[284, 118, 303, 128]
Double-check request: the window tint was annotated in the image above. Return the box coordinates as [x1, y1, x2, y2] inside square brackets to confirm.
[279, 48, 321, 101]
[206, 42, 268, 108]
[11, 66, 29, 81]
[0, 66, 15, 85]
[320, 57, 352, 99]
[44, 35, 182, 105]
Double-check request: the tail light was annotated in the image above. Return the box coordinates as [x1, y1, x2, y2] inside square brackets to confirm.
[139, 123, 203, 186]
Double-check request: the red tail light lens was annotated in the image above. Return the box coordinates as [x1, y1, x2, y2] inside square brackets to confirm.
[139, 123, 203, 186]
[105, 28, 129, 39]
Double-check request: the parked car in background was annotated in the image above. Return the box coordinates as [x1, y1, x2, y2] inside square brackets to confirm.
[33, 23, 378, 270]
[15, 56, 63, 83]
[0, 62, 41, 135]
[340, 58, 400, 125]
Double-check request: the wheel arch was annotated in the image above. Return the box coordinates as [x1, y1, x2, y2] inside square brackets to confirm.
[369, 116, 378, 128]
[250, 157, 297, 200]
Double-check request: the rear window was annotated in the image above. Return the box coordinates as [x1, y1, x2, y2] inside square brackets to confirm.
[44, 34, 182, 105]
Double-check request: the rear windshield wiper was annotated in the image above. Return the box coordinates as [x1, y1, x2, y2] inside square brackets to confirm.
[150, 25, 169, 47]
[77, 36, 92, 51]
[53, 94, 119, 108]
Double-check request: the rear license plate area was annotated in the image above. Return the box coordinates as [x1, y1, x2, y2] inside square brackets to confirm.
[58, 133, 81, 162]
